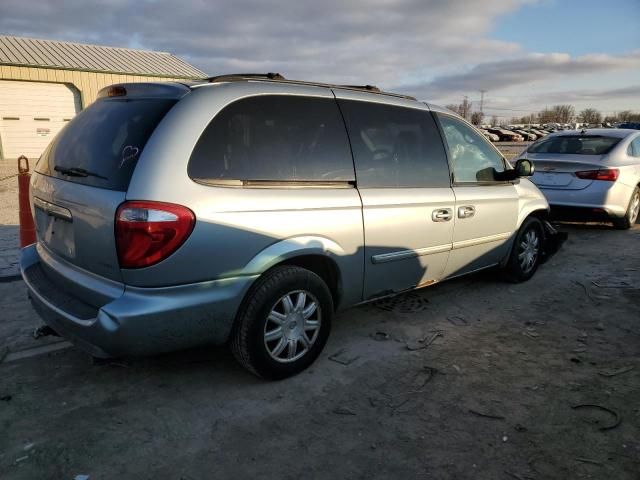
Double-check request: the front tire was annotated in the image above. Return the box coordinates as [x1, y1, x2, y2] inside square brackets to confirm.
[612, 186, 640, 230]
[504, 217, 544, 283]
[230, 265, 333, 379]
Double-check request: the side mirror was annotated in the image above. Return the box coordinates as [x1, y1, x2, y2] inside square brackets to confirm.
[515, 158, 534, 177]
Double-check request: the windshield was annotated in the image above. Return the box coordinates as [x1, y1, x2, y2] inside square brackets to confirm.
[36, 98, 176, 191]
[527, 135, 620, 155]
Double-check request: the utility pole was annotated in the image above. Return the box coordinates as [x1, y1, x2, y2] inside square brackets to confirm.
[462, 95, 470, 120]
[479, 90, 487, 115]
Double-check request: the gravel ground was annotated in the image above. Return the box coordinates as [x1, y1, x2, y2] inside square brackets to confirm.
[0, 222, 638, 480]
[0, 159, 20, 278]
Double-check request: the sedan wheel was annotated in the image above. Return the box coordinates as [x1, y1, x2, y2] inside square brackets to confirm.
[613, 186, 640, 230]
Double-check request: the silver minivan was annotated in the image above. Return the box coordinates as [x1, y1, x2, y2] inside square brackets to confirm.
[21, 74, 559, 378]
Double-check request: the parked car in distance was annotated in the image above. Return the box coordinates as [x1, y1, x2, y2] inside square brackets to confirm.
[22, 74, 558, 379]
[515, 130, 537, 141]
[516, 129, 640, 229]
[479, 129, 500, 142]
[487, 128, 524, 142]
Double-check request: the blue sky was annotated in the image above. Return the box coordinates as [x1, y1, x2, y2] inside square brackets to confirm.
[494, 0, 639, 57]
[1, 0, 639, 119]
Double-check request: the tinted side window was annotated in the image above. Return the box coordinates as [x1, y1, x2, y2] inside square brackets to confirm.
[188, 96, 354, 182]
[338, 100, 450, 188]
[437, 114, 505, 183]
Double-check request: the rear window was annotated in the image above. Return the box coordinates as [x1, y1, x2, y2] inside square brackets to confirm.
[36, 98, 176, 191]
[188, 95, 354, 184]
[527, 135, 621, 155]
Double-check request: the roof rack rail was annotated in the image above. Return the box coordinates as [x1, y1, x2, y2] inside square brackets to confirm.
[207, 72, 285, 83]
[339, 84, 381, 93]
[204, 73, 416, 101]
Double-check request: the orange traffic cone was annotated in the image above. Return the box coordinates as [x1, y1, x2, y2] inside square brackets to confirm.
[18, 155, 36, 247]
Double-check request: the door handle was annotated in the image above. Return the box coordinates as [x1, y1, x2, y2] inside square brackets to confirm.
[432, 208, 453, 222]
[458, 206, 475, 219]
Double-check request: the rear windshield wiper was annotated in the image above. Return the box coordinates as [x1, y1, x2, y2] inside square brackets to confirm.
[54, 165, 108, 180]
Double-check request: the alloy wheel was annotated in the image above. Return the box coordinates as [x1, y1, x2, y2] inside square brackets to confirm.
[518, 229, 540, 273]
[263, 290, 321, 363]
[630, 191, 640, 224]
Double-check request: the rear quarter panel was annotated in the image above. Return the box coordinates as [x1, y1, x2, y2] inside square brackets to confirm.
[124, 82, 365, 307]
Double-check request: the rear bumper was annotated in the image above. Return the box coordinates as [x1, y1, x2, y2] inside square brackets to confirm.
[21, 244, 257, 358]
[539, 181, 633, 219]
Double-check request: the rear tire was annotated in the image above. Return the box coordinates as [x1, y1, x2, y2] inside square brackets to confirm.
[230, 265, 333, 379]
[612, 186, 640, 230]
[504, 217, 544, 283]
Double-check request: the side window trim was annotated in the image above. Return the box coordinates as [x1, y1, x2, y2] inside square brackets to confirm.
[434, 112, 512, 186]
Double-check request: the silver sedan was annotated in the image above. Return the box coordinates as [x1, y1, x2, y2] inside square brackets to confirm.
[515, 129, 640, 229]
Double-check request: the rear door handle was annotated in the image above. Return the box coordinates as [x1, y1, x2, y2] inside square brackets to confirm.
[432, 208, 453, 222]
[458, 206, 475, 219]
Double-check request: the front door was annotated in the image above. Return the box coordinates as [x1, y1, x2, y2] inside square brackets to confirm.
[436, 113, 519, 278]
[336, 93, 455, 300]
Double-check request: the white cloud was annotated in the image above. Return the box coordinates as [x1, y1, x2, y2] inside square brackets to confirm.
[402, 51, 640, 99]
[0, 0, 529, 85]
[1, 0, 639, 112]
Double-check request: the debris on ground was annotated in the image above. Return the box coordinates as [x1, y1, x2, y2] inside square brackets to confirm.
[405, 331, 442, 351]
[573, 280, 599, 304]
[373, 292, 430, 313]
[575, 457, 603, 466]
[328, 349, 360, 366]
[504, 470, 528, 480]
[523, 327, 540, 339]
[598, 366, 634, 377]
[447, 315, 468, 326]
[332, 406, 356, 416]
[592, 276, 637, 289]
[468, 408, 505, 420]
[371, 331, 390, 341]
[571, 404, 621, 431]
[32, 325, 59, 339]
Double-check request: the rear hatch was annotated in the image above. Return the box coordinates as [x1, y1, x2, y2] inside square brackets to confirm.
[31, 84, 185, 283]
[528, 153, 604, 190]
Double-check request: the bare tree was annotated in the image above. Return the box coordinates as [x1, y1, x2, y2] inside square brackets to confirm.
[578, 108, 602, 124]
[460, 97, 472, 120]
[538, 105, 575, 124]
[445, 104, 460, 115]
[490, 115, 499, 126]
[551, 105, 575, 123]
[471, 111, 484, 125]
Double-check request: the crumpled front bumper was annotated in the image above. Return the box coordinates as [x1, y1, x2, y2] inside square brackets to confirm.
[540, 220, 568, 263]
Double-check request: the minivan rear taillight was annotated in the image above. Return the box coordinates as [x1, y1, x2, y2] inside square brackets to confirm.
[574, 168, 619, 181]
[115, 201, 195, 268]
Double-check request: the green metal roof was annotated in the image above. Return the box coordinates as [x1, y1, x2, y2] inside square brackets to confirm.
[0, 35, 206, 79]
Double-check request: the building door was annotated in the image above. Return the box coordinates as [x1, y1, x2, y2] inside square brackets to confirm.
[0, 80, 80, 161]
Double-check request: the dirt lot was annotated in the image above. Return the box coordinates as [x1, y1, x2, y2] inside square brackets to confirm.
[0, 221, 639, 480]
